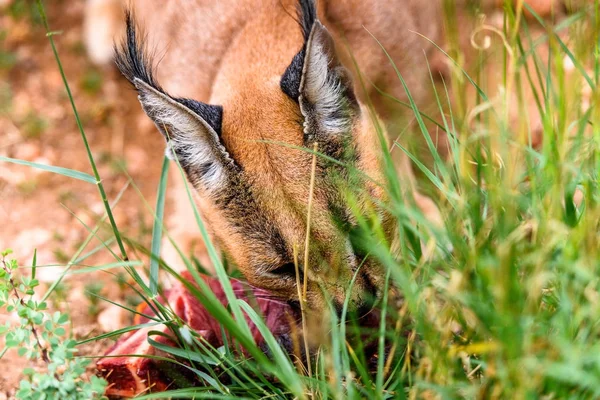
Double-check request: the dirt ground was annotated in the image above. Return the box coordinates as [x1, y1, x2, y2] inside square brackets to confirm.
[0, 1, 166, 396]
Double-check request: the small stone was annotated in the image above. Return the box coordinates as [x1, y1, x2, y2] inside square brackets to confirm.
[13, 228, 52, 257]
[98, 304, 127, 332]
[0, 165, 27, 186]
[14, 142, 41, 160]
[37, 265, 65, 284]
[90, 202, 105, 215]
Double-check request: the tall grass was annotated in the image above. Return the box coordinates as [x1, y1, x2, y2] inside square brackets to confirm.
[8, 1, 600, 399]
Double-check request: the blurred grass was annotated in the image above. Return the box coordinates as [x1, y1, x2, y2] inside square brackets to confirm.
[3, 0, 599, 399]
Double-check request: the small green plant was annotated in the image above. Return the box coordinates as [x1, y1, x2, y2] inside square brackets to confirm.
[52, 248, 70, 264]
[51, 281, 69, 305]
[16, 179, 38, 195]
[0, 249, 107, 399]
[0, 81, 12, 114]
[21, 111, 49, 139]
[114, 271, 128, 293]
[83, 281, 104, 318]
[0, 31, 17, 71]
[7, 0, 42, 25]
[80, 68, 103, 95]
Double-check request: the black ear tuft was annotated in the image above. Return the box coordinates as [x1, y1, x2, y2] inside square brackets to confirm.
[114, 10, 223, 136]
[280, 0, 317, 101]
[114, 10, 161, 91]
[298, 0, 317, 41]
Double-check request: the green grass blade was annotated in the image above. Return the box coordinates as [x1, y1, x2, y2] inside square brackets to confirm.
[147, 335, 220, 366]
[73, 239, 116, 265]
[85, 291, 160, 323]
[149, 156, 170, 295]
[523, 3, 595, 89]
[0, 156, 96, 184]
[35, 0, 129, 262]
[77, 321, 166, 345]
[136, 389, 248, 400]
[41, 182, 130, 302]
[366, 29, 451, 188]
[31, 249, 37, 281]
[68, 260, 144, 274]
[237, 300, 304, 397]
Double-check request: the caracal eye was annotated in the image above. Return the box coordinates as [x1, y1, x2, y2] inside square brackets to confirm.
[270, 262, 302, 279]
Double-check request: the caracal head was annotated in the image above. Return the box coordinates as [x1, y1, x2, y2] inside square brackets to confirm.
[116, 1, 394, 314]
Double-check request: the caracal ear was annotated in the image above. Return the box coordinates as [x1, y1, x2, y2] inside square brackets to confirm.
[114, 11, 237, 192]
[133, 79, 236, 190]
[280, 0, 359, 157]
[299, 20, 358, 144]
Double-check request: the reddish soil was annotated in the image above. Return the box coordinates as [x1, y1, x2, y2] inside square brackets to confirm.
[0, 1, 165, 396]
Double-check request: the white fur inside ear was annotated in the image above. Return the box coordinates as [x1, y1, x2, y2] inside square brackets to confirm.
[135, 79, 226, 189]
[167, 128, 225, 187]
[301, 23, 353, 136]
